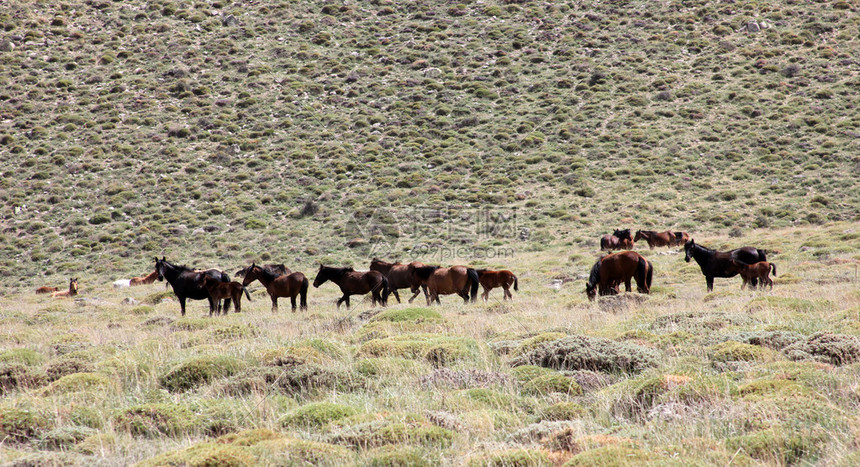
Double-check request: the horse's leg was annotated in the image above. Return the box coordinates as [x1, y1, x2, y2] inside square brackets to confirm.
[407, 287, 421, 303]
[482, 286, 490, 302]
[179, 296, 187, 316]
[624, 279, 632, 292]
[271, 296, 278, 313]
[504, 285, 512, 300]
[344, 295, 350, 310]
[706, 276, 714, 292]
[336, 295, 345, 310]
[290, 295, 297, 312]
[391, 288, 401, 304]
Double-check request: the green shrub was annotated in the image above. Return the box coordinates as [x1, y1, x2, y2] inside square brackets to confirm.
[370, 307, 443, 323]
[367, 445, 435, 467]
[783, 332, 860, 365]
[467, 448, 551, 467]
[0, 406, 53, 443]
[216, 428, 283, 446]
[136, 442, 255, 467]
[510, 335, 659, 374]
[280, 402, 359, 428]
[42, 372, 112, 395]
[0, 349, 44, 366]
[38, 425, 98, 450]
[538, 402, 586, 421]
[114, 403, 196, 437]
[565, 445, 659, 466]
[512, 332, 566, 356]
[522, 373, 583, 396]
[0, 364, 46, 394]
[159, 355, 245, 392]
[252, 438, 354, 466]
[709, 341, 777, 362]
[727, 428, 825, 465]
[75, 433, 118, 455]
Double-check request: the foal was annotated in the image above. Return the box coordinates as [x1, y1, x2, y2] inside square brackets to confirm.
[51, 278, 79, 298]
[200, 276, 251, 315]
[729, 260, 777, 290]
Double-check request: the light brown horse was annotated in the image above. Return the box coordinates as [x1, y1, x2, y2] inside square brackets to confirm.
[200, 276, 251, 315]
[36, 286, 59, 294]
[312, 265, 388, 310]
[633, 230, 675, 249]
[241, 263, 308, 312]
[410, 265, 479, 305]
[600, 229, 634, 251]
[729, 260, 776, 290]
[51, 278, 79, 298]
[585, 252, 652, 301]
[475, 269, 518, 301]
[369, 258, 428, 304]
[129, 270, 159, 286]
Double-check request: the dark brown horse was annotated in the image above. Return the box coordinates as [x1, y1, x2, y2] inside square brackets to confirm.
[35, 285, 59, 294]
[129, 270, 159, 286]
[729, 260, 776, 290]
[684, 240, 768, 291]
[200, 276, 251, 315]
[475, 269, 518, 301]
[369, 258, 428, 304]
[312, 265, 388, 310]
[241, 263, 308, 312]
[671, 231, 691, 246]
[585, 252, 652, 302]
[410, 265, 479, 305]
[600, 229, 634, 251]
[50, 278, 79, 298]
[634, 230, 676, 249]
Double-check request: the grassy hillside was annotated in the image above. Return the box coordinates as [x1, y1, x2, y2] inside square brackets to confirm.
[0, 223, 859, 465]
[1, 0, 859, 288]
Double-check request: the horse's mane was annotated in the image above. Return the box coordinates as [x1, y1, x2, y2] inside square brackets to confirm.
[254, 266, 283, 282]
[639, 230, 656, 235]
[587, 259, 601, 287]
[370, 258, 397, 266]
[614, 228, 632, 240]
[412, 265, 440, 280]
[321, 266, 354, 278]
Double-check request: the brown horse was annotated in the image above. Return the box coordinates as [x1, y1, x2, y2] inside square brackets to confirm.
[36, 286, 59, 294]
[585, 252, 652, 301]
[235, 263, 290, 278]
[51, 278, 79, 298]
[633, 230, 676, 249]
[600, 229, 634, 251]
[241, 263, 308, 312]
[729, 260, 776, 290]
[369, 258, 428, 304]
[312, 265, 388, 310]
[129, 270, 159, 286]
[200, 276, 251, 315]
[475, 269, 518, 301]
[411, 265, 479, 305]
[671, 231, 691, 246]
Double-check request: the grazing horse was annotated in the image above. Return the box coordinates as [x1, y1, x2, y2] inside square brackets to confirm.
[312, 265, 388, 310]
[475, 269, 518, 301]
[684, 240, 767, 291]
[369, 258, 428, 304]
[154, 257, 232, 316]
[235, 263, 290, 278]
[241, 263, 308, 312]
[585, 252, 652, 301]
[36, 285, 59, 294]
[200, 276, 251, 315]
[129, 270, 159, 286]
[600, 229, 634, 251]
[729, 260, 777, 290]
[634, 230, 676, 249]
[51, 278, 79, 298]
[410, 265, 479, 305]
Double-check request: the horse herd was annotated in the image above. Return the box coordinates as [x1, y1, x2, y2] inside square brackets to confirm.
[35, 233, 777, 316]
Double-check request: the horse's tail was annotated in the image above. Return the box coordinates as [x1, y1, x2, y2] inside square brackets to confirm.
[300, 276, 309, 310]
[770, 262, 777, 277]
[637, 257, 651, 293]
[243, 286, 252, 301]
[646, 260, 653, 292]
[467, 268, 480, 303]
[600, 237, 607, 250]
[513, 274, 519, 292]
[380, 276, 390, 306]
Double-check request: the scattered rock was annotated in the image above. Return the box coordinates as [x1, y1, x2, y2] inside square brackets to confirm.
[0, 41, 15, 52]
[746, 21, 760, 33]
[423, 67, 442, 78]
[221, 14, 237, 26]
[121, 298, 140, 306]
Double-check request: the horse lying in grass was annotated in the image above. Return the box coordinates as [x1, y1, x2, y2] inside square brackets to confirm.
[475, 269, 518, 301]
[200, 275, 251, 315]
[241, 263, 308, 312]
[585, 252, 652, 302]
[729, 260, 776, 290]
[36, 285, 59, 294]
[130, 270, 159, 286]
[51, 278, 79, 298]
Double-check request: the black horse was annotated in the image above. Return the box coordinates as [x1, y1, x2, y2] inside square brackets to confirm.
[312, 265, 389, 310]
[154, 257, 232, 316]
[684, 240, 767, 291]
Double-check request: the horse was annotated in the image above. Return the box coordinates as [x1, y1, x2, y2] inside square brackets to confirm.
[671, 231, 690, 247]
[235, 263, 290, 278]
[369, 258, 428, 304]
[729, 260, 776, 290]
[585, 252, 652, 301]
[312, 265, 388, 310]
[154, 257, 232, 316]
[36, 286, 59, 294]
[410, 265, 479, 305]
[684, 240, 768, 291]
[51, 278, 79, 298]
[633, 230, 675, 249]
[241, 263, 308, 312]
[600, 228, 634, 251]
[129, 270, 159, 286]
[475, 269, 518, 301]
[200, 275, 251, 315]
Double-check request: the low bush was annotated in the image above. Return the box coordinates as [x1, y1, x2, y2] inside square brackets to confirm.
[280, 402, 359, 428]
[114, 403, 196, 437]
[510, 335, 659, 374]
[159, 355, 245, 392]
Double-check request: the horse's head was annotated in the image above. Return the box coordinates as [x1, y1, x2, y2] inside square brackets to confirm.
[633, 230, 643, 242]
[684, 240, 695, 262]
[154, 257, 165, 281]
[312, 264, 327, 288]
[585, 281, 597, 301]
[70, 278, 79, 293]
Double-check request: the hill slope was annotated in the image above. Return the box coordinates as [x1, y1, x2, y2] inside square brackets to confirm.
[1, 0, 859, 286]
